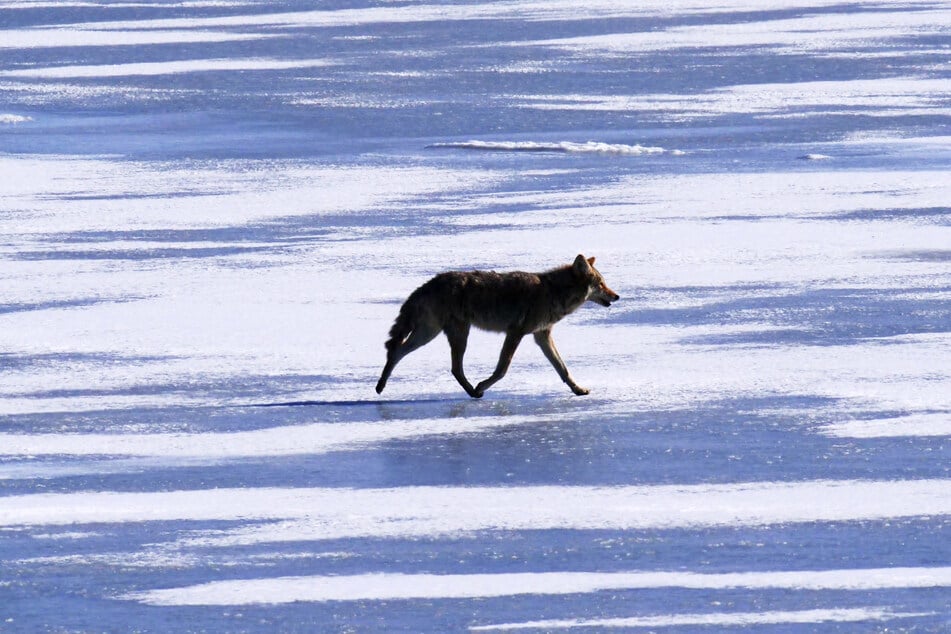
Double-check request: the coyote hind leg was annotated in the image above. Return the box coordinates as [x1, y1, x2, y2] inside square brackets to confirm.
[443, 319, 480, 398]
[376, 322, 440, 394]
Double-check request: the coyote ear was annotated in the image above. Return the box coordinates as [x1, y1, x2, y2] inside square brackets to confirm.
[587, 256, 596, 266]
[573, 253, 591, 276]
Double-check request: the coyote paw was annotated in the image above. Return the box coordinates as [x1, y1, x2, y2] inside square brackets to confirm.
[571, 385, 590, 396]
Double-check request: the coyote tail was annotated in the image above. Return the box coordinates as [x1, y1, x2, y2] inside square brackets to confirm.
[384, 292, 419, 352]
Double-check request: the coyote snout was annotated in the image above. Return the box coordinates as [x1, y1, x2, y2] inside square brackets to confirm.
[375, 254, 619, 398]
[589, 280, 620, 307]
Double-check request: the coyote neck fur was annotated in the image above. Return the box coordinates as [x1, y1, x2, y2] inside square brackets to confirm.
[535, 264, 589, 330]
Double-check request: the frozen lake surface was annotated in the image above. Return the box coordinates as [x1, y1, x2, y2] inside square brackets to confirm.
[1, 0, 949, 631]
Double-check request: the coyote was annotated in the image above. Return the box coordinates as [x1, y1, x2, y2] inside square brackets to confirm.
[376, 254, 619, 398]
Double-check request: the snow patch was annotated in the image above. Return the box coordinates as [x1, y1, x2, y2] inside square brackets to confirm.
[124, 567, 951, 605]
[512, 77, 951, 120]
[821, 413, 951, 438]
[0, 113, 32, 124]
[525, 8, 951, 57]
[1, 58, 334, 79]
[0, 29, 278, 50]
[0, 413, 562, 460]
[473, 607, 934, 631]
[3, 481, 948, 545]
[30, 531, 101, 541]
[428, 140, 683, 156]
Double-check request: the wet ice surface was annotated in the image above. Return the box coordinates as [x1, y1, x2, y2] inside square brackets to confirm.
[1, 0, 950, 631]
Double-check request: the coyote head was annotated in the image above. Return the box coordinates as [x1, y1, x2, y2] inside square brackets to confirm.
[574, 254, 620, 307]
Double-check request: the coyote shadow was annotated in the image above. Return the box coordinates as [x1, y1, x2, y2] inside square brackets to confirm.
[251, 398, 457, 408]
[249, 392, 588, 424]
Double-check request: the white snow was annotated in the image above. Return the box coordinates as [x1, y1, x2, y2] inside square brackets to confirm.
[2, 0, 949, 627]
[5, 0, 940, 59]
[3, 1, 253, 7]
[22, 1, 946, 33]
[125, 567, 951, 605]
[428, 141, 679, 155]
[2, 156, 948, 417]
[821, 413, 951, 438]
[472, 608, 934, 631]
[0, 28, 279, 49]
[1, 58, 334, 79]
[3, 480, 948, 544]
[524, 8, 951, 57]
[0, 414, 564, 460]
[511, 77, 951, 120]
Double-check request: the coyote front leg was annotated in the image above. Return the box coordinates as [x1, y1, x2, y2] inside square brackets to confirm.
[533, 329, 589, 395]
[474, 331, 525, 397]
